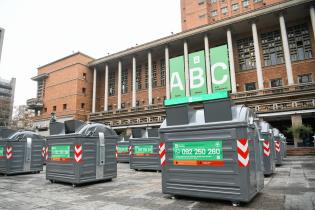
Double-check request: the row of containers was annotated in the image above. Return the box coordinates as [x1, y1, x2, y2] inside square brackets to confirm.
[0, 96, 287, 206]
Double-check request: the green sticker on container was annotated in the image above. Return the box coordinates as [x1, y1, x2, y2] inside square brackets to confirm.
[173, 141, 224, 166]
[51, 145, 71, 161]
[0, 146, 3, 157]
[118, 145, 129, 153]
[134, 145, 154, 156]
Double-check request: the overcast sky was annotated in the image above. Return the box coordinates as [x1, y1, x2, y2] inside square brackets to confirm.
[0, 0, 181, 107]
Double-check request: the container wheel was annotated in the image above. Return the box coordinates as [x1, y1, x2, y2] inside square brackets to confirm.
[49, 180, 54, 183]
[72, 184, 76, 188]
[232, 201, 240, 207]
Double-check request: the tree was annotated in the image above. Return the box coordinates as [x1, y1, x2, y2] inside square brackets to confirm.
[287, 124, 313, 147]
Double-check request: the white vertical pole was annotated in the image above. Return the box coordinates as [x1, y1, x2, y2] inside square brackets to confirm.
[227, 28, 237, 93]
[92, 67, 97, 113]
[204, 34, 212, 93]
[132, 56, 136, 108]
[148, 51, 153, 105]
[117, 61, 122, 110]
[183, 40, 190, 96]
[251, 22, 264, 90]
[104, 64, 109, 111]
[165, 46, 170, 99]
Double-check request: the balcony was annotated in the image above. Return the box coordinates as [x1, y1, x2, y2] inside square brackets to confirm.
[27, 98, 43, 109]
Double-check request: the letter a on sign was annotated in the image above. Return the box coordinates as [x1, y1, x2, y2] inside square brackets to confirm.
[210, 45, 231, 92]
[169, 56, 185, 98]
[188, 50, 207, 96]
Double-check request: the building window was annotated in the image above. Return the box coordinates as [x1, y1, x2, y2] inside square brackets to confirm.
[287, 24, 313, 62]
[82, 87, 86, 94]
[298, 74, 312, 83]
[160, 59, 166, 86]
[121, 102, 126, 109]
[83, 73, 86, 80]
[121, 68, 128, 94]
[237, 37, 256, 71]
[221, 7, 228, 15]
[245, 82, 256, 91]
[81, 103, 85, 109]
[210, 0, 217, 3]
[254, 0, 262, 3]
[211, 10, 217, 17]
[108, 70, 115, 96]
[108, 105, 113, 111]
[136, 100, 140, 107]
[152, 62, 157, 88]
[136, 65, 142, 90]
[44, 107, 47, 113]
[198, 0, 205, 5]
[270, 78, 283, 88]
[261, 30, 284, 66]
[63, 104, 67, 110]
[145, 63, 148, 88]
[232, 3, 239, 11]
[243, 0, 249, 7]
[53, 106, 57, 111]
[199, 14, 206, 19]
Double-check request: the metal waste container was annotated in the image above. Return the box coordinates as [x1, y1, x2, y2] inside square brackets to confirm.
[258, 121, 275, 176]
[46, 122, 118, 186]
[117, 137, 130, 163]
[129, 128, 161, 171]
[159, 101, 264, 204]
[279, 133, 287, 158]
[0, 131, 45, 175]
[272, 128, 283, 166]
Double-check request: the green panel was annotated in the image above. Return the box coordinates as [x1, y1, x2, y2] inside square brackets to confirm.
[173, 141, 223, 161]
[0, 146, 3, 157]
[169, 56, 185, 98]
[164, 91, 228, 106]
[189, 50, 207, 96]
[134, 145, 154, 154]
[51, 145, 70, 159]
[210, 44, 231, 92]
[118, 145, 129, 153]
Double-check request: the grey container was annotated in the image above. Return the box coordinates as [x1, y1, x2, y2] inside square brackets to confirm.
[272, 128, 283, 166]
[46, 123, 118, 186]
[0, 131, 45, 175]
[258, 121, 276, 176]
[117, 138, 130, 163]
[159, 103, 264, 204]
[129, 128, 161, 171]
[279, 133, 287, 158]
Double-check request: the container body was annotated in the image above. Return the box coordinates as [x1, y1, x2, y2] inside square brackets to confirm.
[0, 138, 44, 175]
[159, 106, 264, 203]
[117, 141, 130, 163]
[261, 133, 276, 175]
[46, 134, 118, 185]
[274, 137, 283, 166]
[129, 137, 161, 171]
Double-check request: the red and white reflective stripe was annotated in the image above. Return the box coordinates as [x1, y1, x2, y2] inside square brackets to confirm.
[159, 143, 166, 166]
[275, 141, 281, 153]
[263, 141, 270, 157]
[45, 146, 49, 160]
[115, 145, 118, 160]
[74, 144, 83, 163]
[6, 146, 13, 160]
[237, 139, 249, 167]
[41, 146, 46, 158]
[128, 145, 132, 156]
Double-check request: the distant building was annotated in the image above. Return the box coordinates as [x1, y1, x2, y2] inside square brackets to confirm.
[0, 77, 16, 126]
[180, 0, 287, 31]
[0, 27, 4, 63]
[27, 52, 94, 135]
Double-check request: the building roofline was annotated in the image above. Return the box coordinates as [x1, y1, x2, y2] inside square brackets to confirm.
[89, 0, 312, 67]
[38, 51, 94, 69]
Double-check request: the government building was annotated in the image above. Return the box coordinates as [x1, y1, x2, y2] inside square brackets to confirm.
[28, 0, 315, 145]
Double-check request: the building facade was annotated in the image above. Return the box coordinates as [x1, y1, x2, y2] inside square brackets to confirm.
[27, 52, 94, 135]
[0, 77, 16, 127]
[0, 27, 4, 63]
[89, 0, 315, 144]
[181, 0, 287, 31]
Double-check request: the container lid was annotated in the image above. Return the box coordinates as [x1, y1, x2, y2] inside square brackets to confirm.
[6, 131, 44, 141]
[78, 123, 117, 137]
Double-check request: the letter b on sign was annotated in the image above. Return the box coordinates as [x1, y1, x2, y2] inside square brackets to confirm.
[188, 50, 207, 96]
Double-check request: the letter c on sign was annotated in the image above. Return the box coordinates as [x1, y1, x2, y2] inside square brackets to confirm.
[211, 62, 228, 85]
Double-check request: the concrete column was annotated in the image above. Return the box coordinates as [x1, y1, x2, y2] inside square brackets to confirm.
[310, 5, 315, 39]
[104, 64, 109, 111]
[204, 34, 212, 93]
[183, 40, 190, 96]
[251, 22, 264, 90]
[279, 13, 294, 85]
[92, 67, 97, 113]
[291, 114, 303, 147]
[165, 46, 170, 99]
[132, 56, 136, 108]
[117, 61, 122, 110]
[227, 28, 237, 93]
[148, 51, 152, 105]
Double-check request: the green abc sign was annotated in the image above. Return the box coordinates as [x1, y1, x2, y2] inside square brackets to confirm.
[188, 50, 207, 96]
[210, 44, 231, 93]
[169, 55, 185, 98]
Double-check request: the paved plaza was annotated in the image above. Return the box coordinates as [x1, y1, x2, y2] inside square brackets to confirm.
[0, 156, 314, 210]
